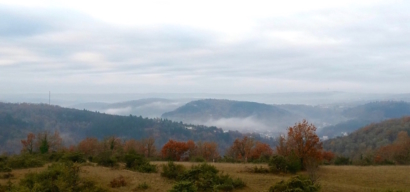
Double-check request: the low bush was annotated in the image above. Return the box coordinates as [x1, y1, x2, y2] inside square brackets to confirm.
[61, 152, 86, 163]
[134, 182, 149, 191]
[124, 153, 157, 173]
[170, 163, 246, 192]
[269, 175, 320, 192]
[268, 154, 302, 174]
[334, 156, 351, 165]
[161, 161, 186, 180]
[18, 162, 108, 191]
[0, 163, 12, 173]
[110, 175, 127, 188]
[169, 181, 197, 192]
[190, 156, 206, 162]
[1, 173, 13, 179]
[6, 155, 44, 169]
[94, 151, 118, 167]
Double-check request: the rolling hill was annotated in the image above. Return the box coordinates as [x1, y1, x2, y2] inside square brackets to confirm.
[0, 102, 273, 154]
[70, 98, 189, 118]
[319, 101, 410, 138]
[161, 99, 301, 134]
[323, 116, 410, 160]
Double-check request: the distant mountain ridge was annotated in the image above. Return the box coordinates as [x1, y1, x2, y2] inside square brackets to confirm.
[323, 116, 410, 160]
[0, 102, 273, 154]
[319, 101, 410, 138]
[70, 98, 189, 118]
[162, 99, 303, 134]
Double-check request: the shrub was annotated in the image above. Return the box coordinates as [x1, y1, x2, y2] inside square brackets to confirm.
[1, 173, 13, 179]
[134, 182, 149, 191]
[18, 162, 108, 192]
[95, 151, 118, 167]
[269, 155, 287, 173]
[7, 155, 44, 169]
[190, 156, 206, 162]
[0, 163, 12, 173]
[110, 175, 127, 188]
[286, 153, 302, 174]
[61, 152, 86, 163]
[124, 153, 157, 173]
[172, 163, 246, 192]
[47, 152, 65, 162]
[169, 181, 197, 192]
[269, 175, 320, 192]
[334, 156, 351, 165]
[161, 161, 186, 180]
[253, 166, 270, 173]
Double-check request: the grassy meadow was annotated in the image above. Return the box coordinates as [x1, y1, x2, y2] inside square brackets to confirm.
[1, 162, 409, 192]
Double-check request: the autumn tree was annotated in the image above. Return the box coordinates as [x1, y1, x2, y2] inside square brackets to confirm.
[21, 133, 36, 154]
[161, 140, 190, 161]
[228, 136, 257, 162]
[142, 137, 156, 158]
[36, 130, 63, 154]
[196, 141, 219, 161]
[277, 120, 323, 169]
[375, 131, 410, 164]
[250, 141, 273, 160]
[77, 137, 100, 156]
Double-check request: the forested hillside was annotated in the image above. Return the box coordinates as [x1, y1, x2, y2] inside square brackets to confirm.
[0, 102, 272, 154]
[319, 101, 410, 138]
[162, 99, 300, 133]
[323, 116, 410, 160]
[70, 98, 188, 118]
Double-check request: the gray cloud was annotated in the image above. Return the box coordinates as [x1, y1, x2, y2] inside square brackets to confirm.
[1, 1, 410, 95]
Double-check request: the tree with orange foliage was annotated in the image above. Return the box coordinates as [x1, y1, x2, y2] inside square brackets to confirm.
[277, 120, 323, 169]
[250, 141, 273, 160]
[228, 136, 255, 162]
[161, 140, 190, 161]
[78, 137, 100, 156]
[21, 132, 35, 154]
[196, 141, 219, 161]
[375, 131, 410, 164]
[321, 151, 335, 164]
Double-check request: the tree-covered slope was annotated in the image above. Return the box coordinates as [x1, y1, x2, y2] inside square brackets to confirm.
[0, 102, 270, 154]
[323, 116, 410, 160]
[162, 99, 299, 132]
[319, 101, 410, 138]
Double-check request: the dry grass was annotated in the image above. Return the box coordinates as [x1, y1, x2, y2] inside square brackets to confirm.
[1, 162, 409, 192]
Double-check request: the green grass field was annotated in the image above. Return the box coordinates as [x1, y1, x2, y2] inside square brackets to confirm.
[2, 162, 409, 192]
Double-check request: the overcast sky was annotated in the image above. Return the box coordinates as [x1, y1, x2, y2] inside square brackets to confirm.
[1, 0, 409, 95]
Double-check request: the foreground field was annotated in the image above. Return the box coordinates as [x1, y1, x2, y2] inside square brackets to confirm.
[2, 162, 410, 192]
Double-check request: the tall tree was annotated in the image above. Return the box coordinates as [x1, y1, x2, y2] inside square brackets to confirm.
[228, 136, 255, 162]
[277, 120, 323, 169]
[21, 133, 35, 154]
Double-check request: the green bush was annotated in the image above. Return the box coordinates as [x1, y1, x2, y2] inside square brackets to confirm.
[135, 182, 150, 190]
[172, 163, 246, 192]
[286, 154, 302, 174]
[0, 163, 12, 173]
[7, 155, 44, 169]
[269, 175, 320, 192]
[169, 181, 197, 192]
[269, 155, 287, 173]
[253, 166, 270, 173]
[161, 161, 185, 180]
[18, 162, 108, 192]
[268, 154, 302, 174]
[334, 156, 351, 165]
[94, 151, 118, 167]
[124, 153, 157, 173]
[47, 152, 65, 162]
[61, 152, 86, 163]
[190, 156, 206, 162]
